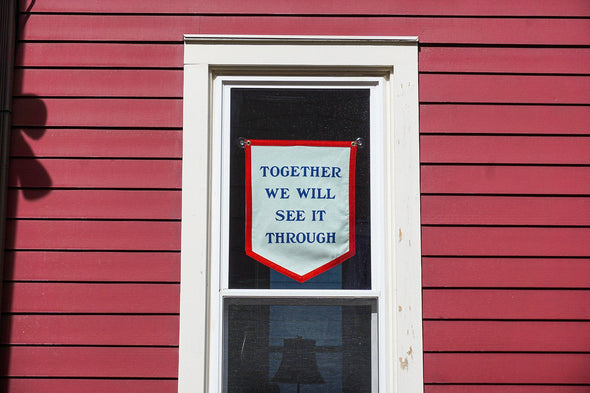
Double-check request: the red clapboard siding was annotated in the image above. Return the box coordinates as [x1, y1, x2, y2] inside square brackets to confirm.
[421, 196, 590, 226]
[3, 283, 179, 313]
[425, 386, 590, 393]
[422, 227, 590, 257]
[17, 44, 590, 74]
[422, 258, 590, 288]
[14, 101, 589, 133]
[19, 15, 198, 42]
[2, 315, 179, 345]
[3, 379, 178, 393]
[14, 69, 183, 98]
[8, 158, 181, 189]
[4, 347, 178, 378]
[19, 0, 590, 16]
[198, 16, 590, 45]
[421, 136, 590, 165]
[7, 190, 181, 219]
[17, 43, 183, 68]
[6, 221, 181, 251]
[421, 104, 590, 135]
[419, 47, 590, 74]
[19, 15, 590, 45]
[422, 289, 590, 320]
[12, 98, 182, 128]
[11, 129, 182, 158]
[421, 166, 590, 195]
[424, 353, 590, 384]
[5, 251, 180, 282]
[423, 321, 590, 352]
[420, 74, 590, 105]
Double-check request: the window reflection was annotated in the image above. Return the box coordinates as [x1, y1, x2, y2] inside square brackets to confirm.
[225, 299, 374, 393]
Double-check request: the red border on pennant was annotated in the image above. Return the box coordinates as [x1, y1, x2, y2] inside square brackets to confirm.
[245, 139, 357, 283]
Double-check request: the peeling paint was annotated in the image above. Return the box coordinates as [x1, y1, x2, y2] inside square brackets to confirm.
[407, 346, 413, 359]
[398, 228, 402, 242]
[398, 306, 402, 312]
[399, 357, 409, 370]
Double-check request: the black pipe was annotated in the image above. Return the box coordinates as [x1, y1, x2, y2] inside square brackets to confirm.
[0, 0, 18, 329]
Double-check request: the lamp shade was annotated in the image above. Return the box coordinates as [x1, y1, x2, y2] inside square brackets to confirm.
[272, 337, 325, 385]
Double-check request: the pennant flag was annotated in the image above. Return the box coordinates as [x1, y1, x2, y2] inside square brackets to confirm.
[245, 139, 356, 282]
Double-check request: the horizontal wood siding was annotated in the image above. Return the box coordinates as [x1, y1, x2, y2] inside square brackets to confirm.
[424, 353, 590, 384]
[414, 2, 590, 389]
[6, 220, 181, 250]
[425, 388, 590, 393]
[421, 166, 590, 194]
[18, 0, 590, 16]
[5, 2, 184, 389]
[2, 379, 178, 393]
[423, 321, 590, 352]
[11, 129, 182, 158]
[420, 104, 590, 134]
[5, 347, 179, 377]
[18, 15, 590, 45]
[422, 258, 590, 288]
[421, 196, 590, 225]
[8, 158, 182, 188]
[8, 190, 182, 219]
[4, 283, 179, 313]
[5, 251, 179, 282]
[2, 315, 179, 345]
[18, 43, 590, 74]
[5, 1, 589, 391]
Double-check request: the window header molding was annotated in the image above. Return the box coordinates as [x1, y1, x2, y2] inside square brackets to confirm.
[184, 35, 419, 68]
[184, 34, 419, 45]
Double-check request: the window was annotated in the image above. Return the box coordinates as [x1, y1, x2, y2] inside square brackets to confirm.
[180, 36, 422, 393]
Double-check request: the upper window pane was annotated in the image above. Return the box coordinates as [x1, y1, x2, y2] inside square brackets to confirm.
[228, 88, 371, 289]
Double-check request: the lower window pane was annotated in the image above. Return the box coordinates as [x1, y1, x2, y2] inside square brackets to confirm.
[224, 298, 376, 393]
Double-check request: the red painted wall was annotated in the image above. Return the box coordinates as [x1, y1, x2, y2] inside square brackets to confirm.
[4, 0, 590, 391]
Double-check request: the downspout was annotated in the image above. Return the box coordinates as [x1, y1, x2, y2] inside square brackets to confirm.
[0, 0, 18, 322]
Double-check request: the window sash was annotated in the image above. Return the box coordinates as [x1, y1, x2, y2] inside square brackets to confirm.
[210, 77, 387, 392]
[217, 77, 386, 292]
[222, 297, 379, 392]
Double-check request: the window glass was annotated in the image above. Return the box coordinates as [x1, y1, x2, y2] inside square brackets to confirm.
[228, 88, 371, 290]
[224, 298, 375, 393]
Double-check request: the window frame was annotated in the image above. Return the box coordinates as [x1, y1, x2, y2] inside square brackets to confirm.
[180, 35, 422, 393]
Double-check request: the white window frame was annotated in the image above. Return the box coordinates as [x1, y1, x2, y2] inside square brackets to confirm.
[180, 35, 422, 393]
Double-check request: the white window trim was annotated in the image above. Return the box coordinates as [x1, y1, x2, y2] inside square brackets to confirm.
[180, 35, 423, 393]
